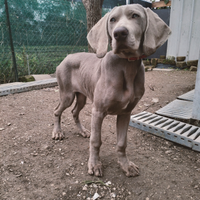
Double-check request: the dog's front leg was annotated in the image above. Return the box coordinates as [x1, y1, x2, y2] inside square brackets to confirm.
[88, 107, 105, 177]
[117, 113, 139, 177]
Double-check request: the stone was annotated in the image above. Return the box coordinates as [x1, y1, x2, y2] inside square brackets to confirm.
[176, 56, 186, 61]
[162, 59, 176, 65]
[190, 66, 197, 71]
[18, 75, 35, 82]
[157, 59, 164, 64]
[82, 185, 87, 191]
[160, 55, 166, 59]
[32, 74, 52, 81]
[151, 58, 158, 67]
[167, 56, 175, 61]
[62, 192, 66, 196]
[143, 60, 151, 66]
[157, 59, 176, 65]
[176, 61, 187, 68]
[187, 60, 198, 67]
[145, 66, 153, 71]
[152, 98, 159, 103]
[92, 192, 100, 200]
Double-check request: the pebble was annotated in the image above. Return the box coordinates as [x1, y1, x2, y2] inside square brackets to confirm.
[92, 192, 100, 200]
[106, 181, 111, 186]
[82, 185, 87, 191]
[165, 150, 173, 154]
[152, 98, 159, 103]
[62, 192, 66, 196]
[110, 192, 116, 198]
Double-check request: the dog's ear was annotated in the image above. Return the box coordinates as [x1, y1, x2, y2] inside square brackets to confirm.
[143, 8, 171, 57]
[87, 13, 110, 58]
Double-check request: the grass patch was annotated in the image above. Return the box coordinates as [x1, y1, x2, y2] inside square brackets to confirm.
[0, 45, 88, 83]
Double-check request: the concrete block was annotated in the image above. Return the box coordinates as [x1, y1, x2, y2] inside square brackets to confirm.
[190, 66, 197, 71]
[157, 59, 164, 64]
[187, 60, 198, 67]
[151, 58, 158, 67]
[19, 75, 35, 82]
[158, 59, 176, 65]
[167, 56, 175, 61]
[176, 61, 187, 68]
[32, 74, 52, 81]
[143, 60, 151, 66]
[176, 56, 186, 61]
[160, 55, 166, 59]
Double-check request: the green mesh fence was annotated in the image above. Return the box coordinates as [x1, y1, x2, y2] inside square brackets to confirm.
[0, 0, 88, 83]
[0, 0, 126, 83]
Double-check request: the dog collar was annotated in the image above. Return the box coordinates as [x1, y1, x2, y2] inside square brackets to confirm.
[127, 54, 146, 61]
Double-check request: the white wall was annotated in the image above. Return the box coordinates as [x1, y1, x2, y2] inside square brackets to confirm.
[167, 0, 200, 61]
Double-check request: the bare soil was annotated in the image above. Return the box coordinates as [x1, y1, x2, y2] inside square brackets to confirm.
[1, 70, 200, 200]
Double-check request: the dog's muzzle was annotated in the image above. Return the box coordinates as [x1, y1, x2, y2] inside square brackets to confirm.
[114, 27, 129, 41]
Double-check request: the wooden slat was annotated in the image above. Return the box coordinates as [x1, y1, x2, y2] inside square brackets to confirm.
[152, 1, 171, 8]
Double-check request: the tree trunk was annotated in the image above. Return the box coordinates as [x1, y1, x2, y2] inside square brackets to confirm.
[82, 0, 104, 52]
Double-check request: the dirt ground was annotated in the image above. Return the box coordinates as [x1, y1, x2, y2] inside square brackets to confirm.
[1, 70, 200, 200]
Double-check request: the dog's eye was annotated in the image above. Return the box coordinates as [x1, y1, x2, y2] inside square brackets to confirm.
[132, 14, 139, 18]
[110, 17, 116, 22]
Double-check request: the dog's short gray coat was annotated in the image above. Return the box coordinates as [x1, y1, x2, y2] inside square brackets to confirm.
[52, 4, 171, 177]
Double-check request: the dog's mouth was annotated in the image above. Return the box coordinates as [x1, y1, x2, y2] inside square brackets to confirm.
[114, 48, 140, 58]
[112, 36, 142, 58]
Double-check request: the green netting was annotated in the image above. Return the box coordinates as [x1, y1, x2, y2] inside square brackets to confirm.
[0, 0, 125, 83]
[0, 0, 88, 83]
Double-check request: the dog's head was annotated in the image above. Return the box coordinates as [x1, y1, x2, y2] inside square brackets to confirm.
[87, 4, 171, 59]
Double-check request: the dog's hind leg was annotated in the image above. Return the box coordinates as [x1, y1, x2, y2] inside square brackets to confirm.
[71, 93, 90, 138]
[52, 91, 75, 140]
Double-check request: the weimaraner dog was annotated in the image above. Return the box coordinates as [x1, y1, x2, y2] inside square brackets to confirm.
[52, 4, 171, 177]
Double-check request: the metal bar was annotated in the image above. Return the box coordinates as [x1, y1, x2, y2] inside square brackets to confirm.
[176, 0, 184, 58]
[126, 0, 130, 5]
[27, 54, 30, 75]
[5, 0, 18, 82]
[130, 111, 200, 152]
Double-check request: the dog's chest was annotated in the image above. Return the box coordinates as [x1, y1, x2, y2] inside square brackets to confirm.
[105, 89, 137, 115]
[104, 72, 139, 114]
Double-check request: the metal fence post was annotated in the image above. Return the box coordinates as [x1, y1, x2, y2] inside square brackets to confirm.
[5, 0, 18, 82]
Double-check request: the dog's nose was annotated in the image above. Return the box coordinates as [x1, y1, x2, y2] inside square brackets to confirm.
[114, 27, 128, 41]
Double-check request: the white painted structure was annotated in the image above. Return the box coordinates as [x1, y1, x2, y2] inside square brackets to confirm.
[166, 0, 200, 120]
[167, 0, 200, 61]
[192, 51, 200, 120]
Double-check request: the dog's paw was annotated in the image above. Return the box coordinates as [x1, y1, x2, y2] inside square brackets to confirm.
[52, 130, 64, 140]
[119, 160, 140, 177]
[88, 160, 103, 177]
[81, 128, 91, 138]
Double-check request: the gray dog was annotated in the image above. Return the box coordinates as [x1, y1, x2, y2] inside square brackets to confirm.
[52, 4, 171, 177]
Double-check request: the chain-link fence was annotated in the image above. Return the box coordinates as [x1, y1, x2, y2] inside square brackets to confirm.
[0, 0, 127, 83]
[0, 0, 88, 83]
